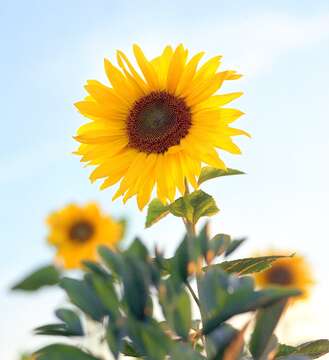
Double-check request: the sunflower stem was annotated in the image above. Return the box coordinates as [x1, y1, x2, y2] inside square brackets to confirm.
[185, 280, 200, 308]
[183, 179, 208, 356]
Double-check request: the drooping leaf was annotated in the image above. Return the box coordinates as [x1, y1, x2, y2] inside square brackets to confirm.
[198, 166, 245, 185]
[34, 344, 100, 360]
[211, 255, 290, 275]
[250, 299, 287, 359]
[169, 190, 219, 224]
[145, 199, 170, 228]
[276, 340, 329, 359]
[11, 264, 60, 291]
[60, 277, 107, 322]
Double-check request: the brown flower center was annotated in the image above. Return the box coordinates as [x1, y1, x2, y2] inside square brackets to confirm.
[127, 91, 192, 153]
[69, 220, 94, 243]
[266, 265, 294, 286]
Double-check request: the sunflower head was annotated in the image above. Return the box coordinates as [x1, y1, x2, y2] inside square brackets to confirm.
[74, 44, 249, 209]
[46, 203, 123, 269]
[254, 250, 315, 302]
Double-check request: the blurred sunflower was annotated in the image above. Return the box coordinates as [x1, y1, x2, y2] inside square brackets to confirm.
[47, 203, 123, 269]
[255, 251, 315, 302]
[74, 44, 249, 209]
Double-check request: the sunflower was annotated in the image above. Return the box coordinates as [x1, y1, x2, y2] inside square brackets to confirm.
[47, 203, 123, 269]
[254, 250, 315, 301]
[74, 44, 249, 209]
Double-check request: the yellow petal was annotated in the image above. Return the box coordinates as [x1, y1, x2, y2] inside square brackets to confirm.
[133, 44, 159, 89]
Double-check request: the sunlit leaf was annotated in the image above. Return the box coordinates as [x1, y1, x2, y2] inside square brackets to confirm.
[198, 166, 244, 185]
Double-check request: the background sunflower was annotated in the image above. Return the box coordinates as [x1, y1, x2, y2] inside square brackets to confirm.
[47, 203, 123, 269]
[255, 250, 315, 302]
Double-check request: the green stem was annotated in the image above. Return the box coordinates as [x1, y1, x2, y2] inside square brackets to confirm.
[185, 280, 200, 308]
[183, 180, 208, 355]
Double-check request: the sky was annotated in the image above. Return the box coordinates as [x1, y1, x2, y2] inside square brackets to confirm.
[1, 0, 329, 358]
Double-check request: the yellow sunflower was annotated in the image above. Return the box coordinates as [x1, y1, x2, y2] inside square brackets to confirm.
[254, 250, 315, 301]
[46, 203, 123, 269]
[74, 44, 249, 209]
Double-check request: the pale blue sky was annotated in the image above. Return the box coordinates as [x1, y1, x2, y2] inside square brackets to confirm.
[1, 1, 329, 359]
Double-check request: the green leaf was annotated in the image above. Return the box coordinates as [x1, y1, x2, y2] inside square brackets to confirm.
[198, 166, 244, 185]
[145, 199, 169, 228]
[55, 308, 83, 335]
[171, 236, 189, 283]
[206, 323, 238, 359]
[121, 340, 142, 357]
[82, 260, 110, 278]
[212, 255, 290, 275]
[11, 264, 60, 291]
[170, 343, 206, 359]
[224, 238, 246, 257]
[276, 340, 329, 359]
[200, 268, 301, 335]
[106, 316, 126, 359]
[169, 190, 219, 224]
[34, 344, 100, 360]
[125, 237, 148, 261]
[121, 256, 150, 320]
[98, 246, 123, 276]
[89, 274, 120, 320]
[60, 277, 107, 322]
[127, 318, 172, 360]
[209, 233, 231, 257]
[250, 300, 287, 359]
[159, 279, 192, 340]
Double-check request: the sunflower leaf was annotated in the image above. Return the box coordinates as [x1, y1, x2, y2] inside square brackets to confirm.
[34, 344, 100, 360]
[207, 255, 290, 275]
[224, 238, 247, 257]
[169, 190, 219, 224]
[198, 166, 245, 185]
[60, 277, 108, 322]
[145, 199, 170, 228]
[275, 340, 329, 359]
[11, 264, 61, 292]
[250, 300, 287, 359]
